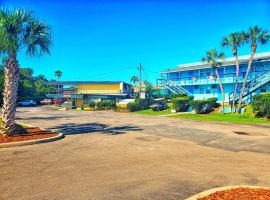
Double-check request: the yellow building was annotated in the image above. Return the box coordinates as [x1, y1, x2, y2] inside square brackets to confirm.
[47, 81, 133, 108]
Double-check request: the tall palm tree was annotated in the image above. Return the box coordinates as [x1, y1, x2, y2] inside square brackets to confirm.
[54, 70, 62, 96]
[237, 26, 270, 113]
[0, 9, 51, 135]
[222, 32, 245, 112]
[202, 49, 225, 114]
[130, 75, 139, 86]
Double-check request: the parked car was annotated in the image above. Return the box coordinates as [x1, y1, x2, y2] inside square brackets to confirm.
[51, 99, 64, 104]
[149, 98, 168, 111]
[18, 100, 37, 106]
[40, 99, 52, 105]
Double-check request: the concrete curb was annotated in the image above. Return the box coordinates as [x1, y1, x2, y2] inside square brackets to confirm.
[185, 185, 270, 200]
[0, 122, 65, 148]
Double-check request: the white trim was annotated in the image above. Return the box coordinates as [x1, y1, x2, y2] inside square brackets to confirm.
[161, 52, 270, 74]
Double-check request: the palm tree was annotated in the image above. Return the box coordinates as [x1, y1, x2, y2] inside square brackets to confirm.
[130, 75, 139, 86]
[54, 70, 62, 96]
[222, 32, 245, 112]
[202, 49, 225, 114]
[0, 9, 51, 135]
[130, 75, 139, 99]
[237, 26, 270, 113]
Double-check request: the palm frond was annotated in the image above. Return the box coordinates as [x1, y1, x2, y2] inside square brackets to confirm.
[0, 8, 51, 57]
[221, 37, 230, 47]
[246, 25, 269, 45]
[24, 20, 52, 57]
[202, 48, 225, 68]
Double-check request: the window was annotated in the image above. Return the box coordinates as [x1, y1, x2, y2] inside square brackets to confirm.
[83, 97, 92, 104]
[206, 88, 211, 94]
[200, 87, 204, 94]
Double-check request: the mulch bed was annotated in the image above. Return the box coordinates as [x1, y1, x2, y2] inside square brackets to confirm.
[198, 187, 270, 200]
[0, 127, 57, 144]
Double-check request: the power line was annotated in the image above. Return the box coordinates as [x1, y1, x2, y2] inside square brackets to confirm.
[143, 67, 160, 74]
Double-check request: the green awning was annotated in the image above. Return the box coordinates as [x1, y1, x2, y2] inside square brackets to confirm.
[70, 94, 84, 99]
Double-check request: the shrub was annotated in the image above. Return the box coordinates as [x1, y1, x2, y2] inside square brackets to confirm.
[126, 98, 154, 112]
[135, 98, 154, 109]
[89, 101, 95, 108]
[95, 100, 116, 110]
[81, 104, 84, 110]
[126, 102, 140, 112]
[252, 92, 270, 118]
[95, 102, 102, 110]
[206, 97, 219, 108]
[172, 96, 193, 112]
[104, 100, 116, 110]
[190, 100, 212, 114]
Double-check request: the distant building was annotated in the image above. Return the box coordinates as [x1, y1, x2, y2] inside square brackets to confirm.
[157, 52, 270, 103]
[46, 81, 133, 108]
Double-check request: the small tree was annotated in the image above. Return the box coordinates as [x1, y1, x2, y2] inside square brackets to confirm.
[143, 80, 153, 98]
[201, 49, 225, 114]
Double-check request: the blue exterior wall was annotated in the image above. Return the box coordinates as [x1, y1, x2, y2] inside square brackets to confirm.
[162, 60, 270, 102]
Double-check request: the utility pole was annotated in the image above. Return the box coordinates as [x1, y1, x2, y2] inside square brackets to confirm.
[137, 63, 143, 98]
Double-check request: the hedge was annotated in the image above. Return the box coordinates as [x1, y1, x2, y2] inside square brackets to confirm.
[126, 98, 154, 112]
[190, 100, 212, 114]
[89, 101, 95, 108]
[172, 96, 193, 112]
[252, 92, 270, 118]
[92, 100, 116, 110]
[207, 97, 220, 108]
[189, 97, 218, 114]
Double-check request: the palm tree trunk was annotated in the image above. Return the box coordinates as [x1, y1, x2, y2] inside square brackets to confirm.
[232, 54, 239, 113]
[133, 81, 136, 99]
[0, 53, 20, 136]
[237, 47, 256, 113]
[215, 68, 225, 114]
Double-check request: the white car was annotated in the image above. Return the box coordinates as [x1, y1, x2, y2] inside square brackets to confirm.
[40, 99, 52, 105]
[18, 100, 37, 106]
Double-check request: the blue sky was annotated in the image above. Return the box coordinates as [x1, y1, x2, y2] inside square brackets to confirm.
[1, 0, 270, 83]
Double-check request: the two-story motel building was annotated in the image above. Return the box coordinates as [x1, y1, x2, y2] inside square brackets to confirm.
[158, 52, 270, 103]
[47, 81, 133, 108]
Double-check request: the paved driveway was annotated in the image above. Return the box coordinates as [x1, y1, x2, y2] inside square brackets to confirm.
[1, 106, 270, 200]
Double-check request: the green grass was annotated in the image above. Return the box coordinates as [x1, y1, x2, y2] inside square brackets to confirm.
[170, 113, 270, 124]
[133, 103, 173, 116]
[134, 108, 173, 116]
[134, 104, 270, 124]
[170, 105, 270, 124]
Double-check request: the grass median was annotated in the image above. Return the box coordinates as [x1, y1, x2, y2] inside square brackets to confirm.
[133, 105, 270, 124]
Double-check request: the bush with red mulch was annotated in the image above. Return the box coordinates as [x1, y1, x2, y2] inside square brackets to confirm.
[0, 127, 57, 144]
[198, 187, 270, 200]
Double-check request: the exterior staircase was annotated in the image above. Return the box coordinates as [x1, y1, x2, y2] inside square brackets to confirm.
[229, 70, 270, 104]
[158, 76, 192, 95]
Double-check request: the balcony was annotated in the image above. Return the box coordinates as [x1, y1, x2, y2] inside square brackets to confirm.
[165, 71, 266, 86]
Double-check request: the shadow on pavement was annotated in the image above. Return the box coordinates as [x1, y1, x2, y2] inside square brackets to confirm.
[48, 123, 143, 135]
[16, 115, 72, 120]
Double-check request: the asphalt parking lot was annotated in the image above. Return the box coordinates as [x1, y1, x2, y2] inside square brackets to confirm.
[1, 106, 270, 200]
